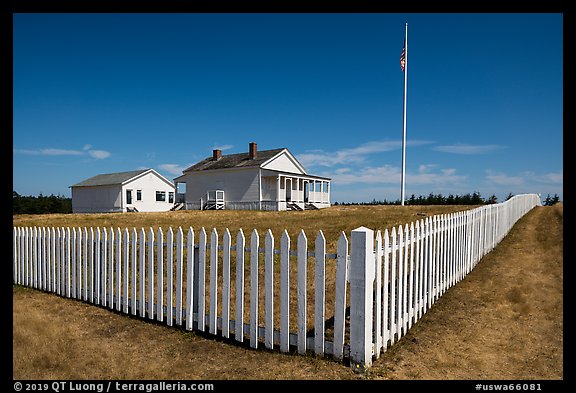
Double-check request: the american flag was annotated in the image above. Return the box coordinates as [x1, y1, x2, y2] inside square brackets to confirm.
[400, 42, 406, 71]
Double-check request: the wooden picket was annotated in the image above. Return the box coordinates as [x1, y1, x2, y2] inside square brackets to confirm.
[314, 230, 326, 356]
[185, 227, 195, 331]
[148, 227, 154, 319]
[234, 229, 244, 342]
[157, 227, 163, 323]
[297, 230, 307, 355]
[333, 232, 348, 360]
[12, 194, 541, 369]
[209, 228, 218, 335]
[264, 229, 274, 349]
[167, 227, 174, 326]
[279, 230, 290, 353]
[222, 229, 231, 337]
[250, 229, 259, 349]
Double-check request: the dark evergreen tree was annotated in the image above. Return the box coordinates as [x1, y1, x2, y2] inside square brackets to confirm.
[543, 194, 560, 206]
[13, 192, 72, 214]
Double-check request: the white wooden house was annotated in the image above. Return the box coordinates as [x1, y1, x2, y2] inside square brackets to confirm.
[71, 168, 175, 213]
[174, 142, 331, 211]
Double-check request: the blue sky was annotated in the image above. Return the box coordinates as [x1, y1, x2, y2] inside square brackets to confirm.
[13, 13, 563, 203]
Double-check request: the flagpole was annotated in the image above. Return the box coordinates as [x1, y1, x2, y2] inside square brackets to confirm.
[401, 22, 408, 206]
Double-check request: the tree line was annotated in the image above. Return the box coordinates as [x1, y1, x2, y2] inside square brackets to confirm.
[335, 191, 495, 206]
[13, 191, 72, 214]
[13, 190, 560, 214]
[335, 192, 561, 207]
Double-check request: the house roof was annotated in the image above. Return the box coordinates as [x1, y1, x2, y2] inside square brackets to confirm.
[71, 169, 151, 187]
[183, 148, 286, 172]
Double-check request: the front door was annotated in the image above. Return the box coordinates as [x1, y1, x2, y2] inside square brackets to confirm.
[126, 189, 133, 205]
[285, 179, 292, 202]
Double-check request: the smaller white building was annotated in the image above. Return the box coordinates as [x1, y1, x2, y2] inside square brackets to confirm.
[71, 169, 175, 213]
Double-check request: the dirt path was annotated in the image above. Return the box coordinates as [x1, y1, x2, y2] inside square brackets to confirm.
[12, 205, 563, 380]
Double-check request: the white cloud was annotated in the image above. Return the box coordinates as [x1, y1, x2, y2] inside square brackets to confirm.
[410, 167, 467, 185]
[331, 185, 401, 203]
[485, 171, 525, 186]
[418, 164, 437, 173]
[14, 146, 111, 159]
[434, 143, 505, 155]
[87, 149, 111, 159]
[13, 149, 37, 155]
[532, 171, 563, 184]
[326, 165, 400, 185]
[43, 148, 84, 156]
[211, 144, 234, 151]
[158, 163, 188, 175]
[335, 167, 352, 174]
[14, 148, 83, 156]
[321, 164, 466, 186]
[297, 139, 433, 168]
[486, 170, 563, 187]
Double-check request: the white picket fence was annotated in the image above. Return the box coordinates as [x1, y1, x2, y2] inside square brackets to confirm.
[12, 193, 541, 369]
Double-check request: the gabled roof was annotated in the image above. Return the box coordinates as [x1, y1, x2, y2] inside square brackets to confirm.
[182, 148, 286, 172]
[71, 169, 172, 187]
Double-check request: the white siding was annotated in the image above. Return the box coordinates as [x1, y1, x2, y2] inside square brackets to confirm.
[261, 176, 277, 201]
[122, 172, 175, 212]
[261, 151, 306, 175]
[182, 168, 260, 203]
[72, 185, 122, 213]
[72, 170, 175, 213]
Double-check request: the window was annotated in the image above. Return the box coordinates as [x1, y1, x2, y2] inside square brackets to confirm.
[168, 192, 174, 203]
[156, 191, 166, 202]
[136, 190, 142, 201]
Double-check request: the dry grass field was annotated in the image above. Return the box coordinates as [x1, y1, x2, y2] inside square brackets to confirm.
[12, 204, 563, 380]
[12, 205, 478, 345]
[12, 204, 475, 251]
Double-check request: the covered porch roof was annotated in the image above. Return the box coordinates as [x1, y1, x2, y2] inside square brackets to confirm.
[260, 168, 331, 182]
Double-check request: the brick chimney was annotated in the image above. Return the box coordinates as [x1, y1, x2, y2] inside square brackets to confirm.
[213, 149, 222, 161]
[249, 142, 257, 159]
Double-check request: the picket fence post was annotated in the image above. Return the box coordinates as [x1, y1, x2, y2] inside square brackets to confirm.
[349, 226, 374, 371]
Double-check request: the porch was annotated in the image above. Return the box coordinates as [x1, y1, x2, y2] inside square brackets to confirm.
[173, 171, 331, 211]
[261, 171, 331, 211]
